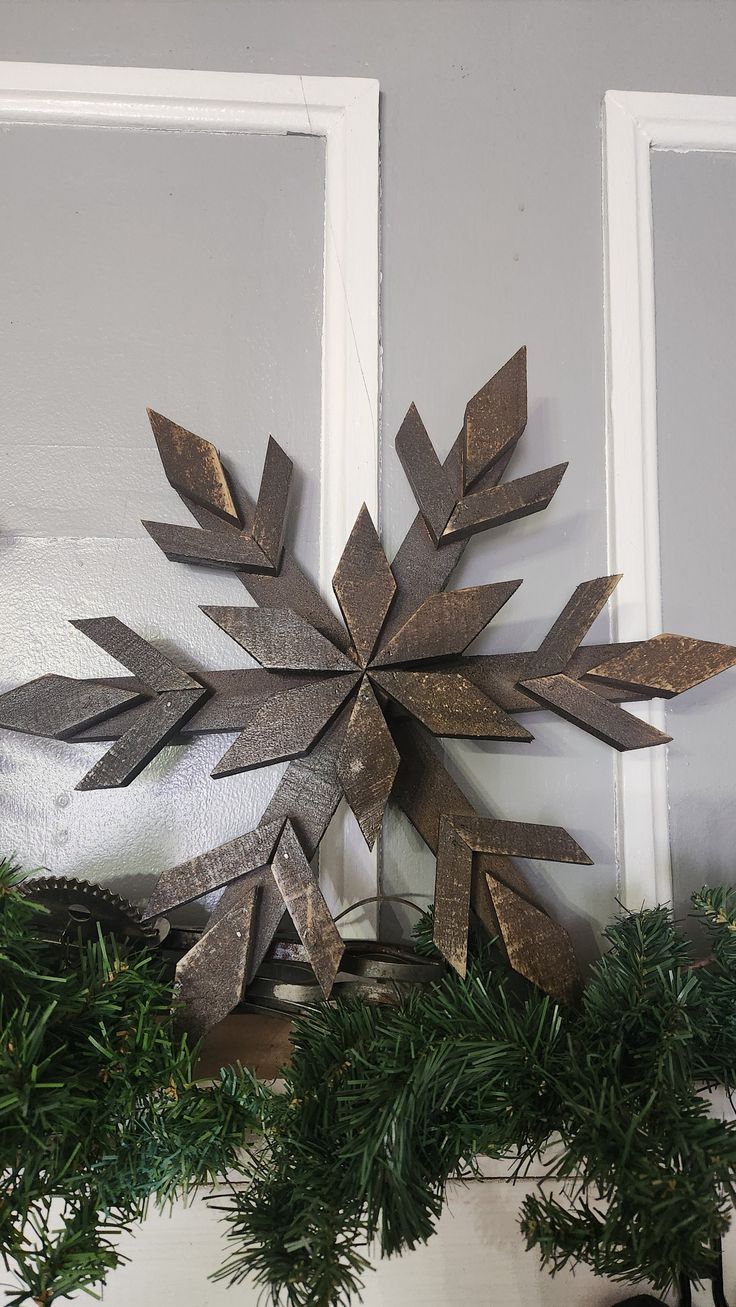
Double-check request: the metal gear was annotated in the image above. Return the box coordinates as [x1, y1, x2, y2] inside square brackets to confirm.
[20, 875, 161, 944]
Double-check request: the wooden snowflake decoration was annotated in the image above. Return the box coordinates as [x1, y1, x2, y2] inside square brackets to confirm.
[3, 348, 736, 1039]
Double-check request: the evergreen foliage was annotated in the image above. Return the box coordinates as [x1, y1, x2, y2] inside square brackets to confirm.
[0, 859, 253, 1305]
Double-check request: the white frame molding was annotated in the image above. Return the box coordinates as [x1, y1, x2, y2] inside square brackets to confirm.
[0, 61, 381, 920]
[603, 89, 736, 909]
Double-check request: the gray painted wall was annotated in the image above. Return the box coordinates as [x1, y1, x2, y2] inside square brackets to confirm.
[653, 148, 736, 924]
[3, 0, 736, 960]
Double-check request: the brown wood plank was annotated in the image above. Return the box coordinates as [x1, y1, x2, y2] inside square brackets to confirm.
[195, 1012, 293, 1080]
[337, 679, 400, 849]
[270, 821, 344, 998]
[485, 876, 580, 1004]
[434, 816, 474, 977]
[141, 519, 275, 571]
[442, 463, 568, 543]
[148, 408, 241, 527]
[372, 580, 521, 666]
[395, 402, 457, 543]
[536, 575, 622, 666]
[201, 606, 356, 671]
[332, 505, 397, 663]
[70, 617, 200, 691]
[462, 346, 528, 492]
[521, 672, 672, 750]
[75, 686, 206, 789]
[252, 436, 293, 566]
[143, 818, 285, 918]
[586, 632, 736, 697]
[174, 885, 259, 1041]
[0, 674, 142, 740]
[448, 815, 592, 864]
[371, 668, 533, 739]
[211, 673, 358, 776]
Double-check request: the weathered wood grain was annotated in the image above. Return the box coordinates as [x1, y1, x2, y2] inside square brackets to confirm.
[448, 816, 592, 865]
[70, 617, 200, 691]
[0, 674, 142, 740]
[395, 402, 457, 543]
[148, 408, 241, 527]
[587, 632, 736, 697]
[269, 821, 344, 998]
[536, 575, 622, 667]
[141, 519, 275, 571]
[485, 875, 580, 1004]
[521, 673, 672, 750]
[371, 669, 533, 740]
[143, 819, 285, 919]
[435, 816, 474, 977]
[442, 463, 568, 543]
[372, 580, 521, 667]
[333, 504, 397, 663]
[210, 672, 358, 776]
[201, 606, 357, 671]
[75, 686, 206, 789]
[338, 679, 400, 849]
[462, 346, 528, 492]
[252, 436, 293, 566]
[174, 885, 259, 1042]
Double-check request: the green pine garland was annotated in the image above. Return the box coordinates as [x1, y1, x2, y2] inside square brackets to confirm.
[4, 857, 736, 1305]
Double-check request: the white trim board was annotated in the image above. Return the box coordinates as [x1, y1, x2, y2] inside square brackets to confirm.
[603, 90, 736, 910]
[0, 61, 381, 923]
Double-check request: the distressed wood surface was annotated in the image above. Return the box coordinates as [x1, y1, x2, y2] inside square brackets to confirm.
[372, 580, 521, 666]
[448, 816, 592, 865]
[442, 463, 568, 543]
[536, 575, 622, 667]
[395, 401, 457, 542]
[435, 816, 474, 977]
[251, 435, 293, 566]
[143, 819, 285, 918]
[372, 668, 533, 739]
[75, 686, 206, 789]
[333, 504, 397, 663]
[0, 674, 142, 739]
[587, 632, 736, 697]
[338, 679, 400, 850]
[269, 821, 345, 997]
[210, 672, 358, 776]
[174, 885, 259, 1042]
[462, 346, 528, 492]
[70, 617, 200, 691]
[521, 673, 673, 751]
[201, 605, 357, 671]
[148, 408, 241, 527]
[141, 518, 275, 571]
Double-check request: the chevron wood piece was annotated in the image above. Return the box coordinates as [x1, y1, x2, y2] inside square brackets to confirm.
[442, 463, 568, 543]
[333, 505, 396, 664]
[201, 606, 356, 672]
[174, 885, 259, 1042]
[148, 408, 241, 527]
[462, 346, 528, 492]
[372, 580, 522, 667]
[75, 686, 206, 789]
[143, 819, 285, 919]
[435, 816, 474, 977]
[0, 674, 143, 740]
[142, 519, 275, 572]
[395, 402, 457, 543]
[372, 668, 533, 740]
[447, 816, 592, 865]
[70, 617, 200, 692]
[211, 672, 358, 777]
[521, 673, 673, 750]
[536, 575, 622, 667]
[252, 436, 293, 566]
[338, 680, 400, 850]
[269, 822, 345, 997]
[485, 876, 580, 1003]
[586, 633, 736, 697]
